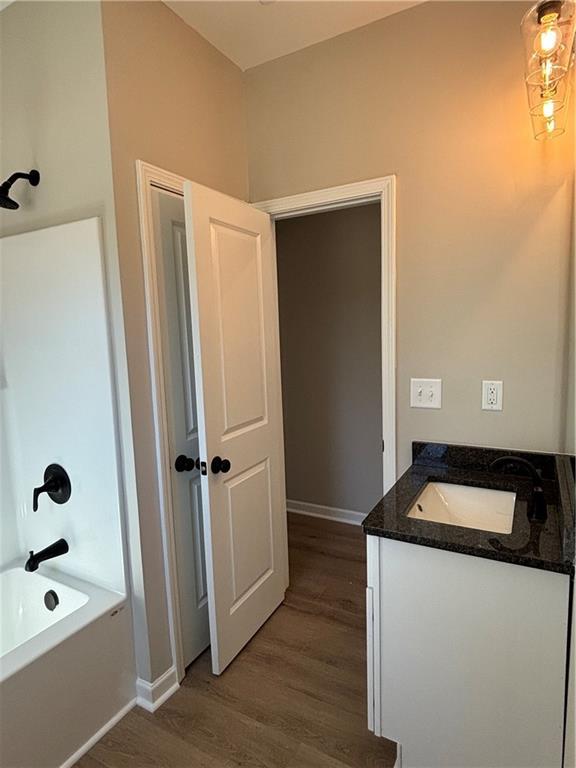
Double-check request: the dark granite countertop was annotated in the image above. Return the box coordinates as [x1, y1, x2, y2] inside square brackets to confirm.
[362, 442, 575, 575]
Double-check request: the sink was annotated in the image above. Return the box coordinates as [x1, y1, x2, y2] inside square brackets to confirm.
[407, 482, 515, 534]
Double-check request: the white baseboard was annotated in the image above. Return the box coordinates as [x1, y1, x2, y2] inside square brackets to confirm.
[60, 698, 136, 768]
[394, 743, 402, 767]
[136, 665, 179, 712]
[287, 499, 365, 526]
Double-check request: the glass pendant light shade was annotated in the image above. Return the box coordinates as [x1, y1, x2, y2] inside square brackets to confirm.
[526, 74, 568, 115]
[530, 101, 570, 138]
[521, 0, 575, 87]
[530, 73, 571, 138]
[522, 0, 575, 138]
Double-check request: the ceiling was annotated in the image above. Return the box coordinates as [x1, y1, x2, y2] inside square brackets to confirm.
[164, 1, 424, 70]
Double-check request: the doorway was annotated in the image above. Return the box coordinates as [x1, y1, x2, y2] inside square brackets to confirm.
[137, 163, 396, 686]
[275, 204, 383, 524]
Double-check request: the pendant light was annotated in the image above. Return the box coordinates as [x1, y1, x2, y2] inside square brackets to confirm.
[521, 0, 575, 139]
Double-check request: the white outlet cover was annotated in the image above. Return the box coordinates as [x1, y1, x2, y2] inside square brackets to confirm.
[410, 378, 442, 409]
[482, 380, 503, 411]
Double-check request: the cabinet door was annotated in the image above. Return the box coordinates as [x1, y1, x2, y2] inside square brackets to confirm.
[373, 537, 569, 768]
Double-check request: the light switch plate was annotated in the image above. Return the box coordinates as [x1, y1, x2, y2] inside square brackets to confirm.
[410, 378, 442, 409]
[482, 380, 503, 411]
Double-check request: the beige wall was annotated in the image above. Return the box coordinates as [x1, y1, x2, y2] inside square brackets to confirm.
[276, 205, 383, 513]
[101, 1, 249, 679]
[246, 1, 574, 473]
[565, 199, 575, 454]
[0, 2, 115, 242]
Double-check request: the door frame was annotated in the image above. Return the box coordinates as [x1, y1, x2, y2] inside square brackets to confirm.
[136, 160, 190, 682]
[255, 175, 397, 496]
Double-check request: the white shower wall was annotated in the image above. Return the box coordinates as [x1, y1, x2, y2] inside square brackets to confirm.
[1, 218, 126, 592]
[0, 396, 19, 565]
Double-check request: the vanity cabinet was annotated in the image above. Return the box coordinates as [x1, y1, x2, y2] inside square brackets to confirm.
[366, 535, 571, 768]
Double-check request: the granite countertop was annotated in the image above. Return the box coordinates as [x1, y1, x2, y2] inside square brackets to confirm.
[362, 442, 575, 575]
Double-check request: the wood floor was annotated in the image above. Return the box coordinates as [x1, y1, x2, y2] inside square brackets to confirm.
[77, 513, 396, 768]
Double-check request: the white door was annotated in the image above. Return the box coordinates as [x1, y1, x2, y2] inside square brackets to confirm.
[184, 182, 288, 675]
[154, 189, 210, 669]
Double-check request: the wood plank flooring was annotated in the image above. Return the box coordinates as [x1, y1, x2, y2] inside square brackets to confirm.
[77, 514, 396, 768]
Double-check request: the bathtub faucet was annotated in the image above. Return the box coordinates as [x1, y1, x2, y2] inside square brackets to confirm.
[25, 538, 69, 572]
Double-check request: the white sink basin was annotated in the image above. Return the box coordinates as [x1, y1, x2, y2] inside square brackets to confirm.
[407, 482, 515, 534]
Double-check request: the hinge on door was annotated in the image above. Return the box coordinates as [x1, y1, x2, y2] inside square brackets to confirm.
[200, 461, 207, 476]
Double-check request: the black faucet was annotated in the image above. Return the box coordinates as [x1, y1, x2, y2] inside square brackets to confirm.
[490, 456, 547, 522]
[25, 538, 69, 572]
[33, 464, 72, 511]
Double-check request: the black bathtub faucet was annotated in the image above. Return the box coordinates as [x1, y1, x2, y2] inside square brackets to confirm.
[25, 538, 69, 572]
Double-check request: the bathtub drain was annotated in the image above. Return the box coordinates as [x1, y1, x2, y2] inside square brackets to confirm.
[44, 589, 59, 611]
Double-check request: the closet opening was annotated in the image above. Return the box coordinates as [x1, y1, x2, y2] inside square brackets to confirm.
[275, 204, 384, 527]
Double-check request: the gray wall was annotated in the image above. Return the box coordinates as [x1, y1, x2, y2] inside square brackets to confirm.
[247, 1, 574, 472]
[277, 204, 383, 514]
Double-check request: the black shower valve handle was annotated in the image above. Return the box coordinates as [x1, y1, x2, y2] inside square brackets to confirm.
[32, 464, 72, 512]
[32, 477, 59, 512]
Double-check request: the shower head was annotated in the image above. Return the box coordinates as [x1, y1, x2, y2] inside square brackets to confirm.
[0, 169, 40, 211]
[0, 195, 19, 210]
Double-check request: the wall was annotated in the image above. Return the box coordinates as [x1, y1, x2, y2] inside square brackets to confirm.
[276, 205, 383, 513]
[101, 1, 249, 680]
[564, 198, 575, 455]
[246, 1, 574, 473]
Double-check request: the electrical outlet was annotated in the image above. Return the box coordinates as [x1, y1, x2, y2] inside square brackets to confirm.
[410, 378, 442, 409]
[482, 380, 503, 411]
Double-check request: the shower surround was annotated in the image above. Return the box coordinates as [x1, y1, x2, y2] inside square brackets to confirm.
[0, 218, 135, 767]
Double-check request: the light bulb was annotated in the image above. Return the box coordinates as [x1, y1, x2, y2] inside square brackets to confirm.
[542, 99, 555, 117]
[546, 117, 556, 132]
[534, 24, 562, 55]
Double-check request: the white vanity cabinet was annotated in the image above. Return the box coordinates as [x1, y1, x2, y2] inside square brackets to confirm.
[366, 535, 571, 768]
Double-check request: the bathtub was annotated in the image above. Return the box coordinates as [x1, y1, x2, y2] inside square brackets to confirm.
[0, 566, 135, 768]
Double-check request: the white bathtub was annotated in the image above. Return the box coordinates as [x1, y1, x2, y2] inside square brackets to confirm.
[0, 566, 135, 767]
[0, 566, 123, 683]
[1, 568, 88, 668]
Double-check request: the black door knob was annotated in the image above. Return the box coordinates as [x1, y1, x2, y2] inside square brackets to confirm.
[174, 454, 199, 472]
[211, 456, 231, 474]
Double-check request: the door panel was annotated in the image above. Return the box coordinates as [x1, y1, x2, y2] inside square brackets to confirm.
[184, 182, 288, 675]
[173, 224, 199, 441]
[154, 189, 210, 670]
[227, 459, 273, 609]
[212, 222, 267, 434]
[188, 475, 208, 609]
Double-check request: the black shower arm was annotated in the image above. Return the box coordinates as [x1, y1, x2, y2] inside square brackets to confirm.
[1, 172, 33, 189]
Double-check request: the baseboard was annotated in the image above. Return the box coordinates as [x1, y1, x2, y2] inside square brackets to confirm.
[394, 743, 402, 767]
[287, 499, 365, 526]
[60, 698, 136, 768]
[136, 665, 179, 712]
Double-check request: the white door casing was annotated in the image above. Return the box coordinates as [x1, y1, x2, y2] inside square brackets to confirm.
[154, 190, 210, 668]
[184, 181, 288, 675]
[255, 176, 396, 496]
